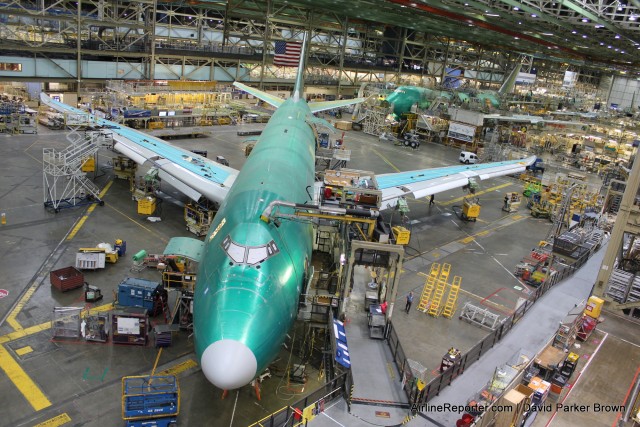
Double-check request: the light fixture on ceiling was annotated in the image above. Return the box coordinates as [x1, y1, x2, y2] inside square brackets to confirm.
[531, 14, 537, 17]
[513, 6, 519, 11]
[582, 18, 589, 22]
[615, 34, 621, 39]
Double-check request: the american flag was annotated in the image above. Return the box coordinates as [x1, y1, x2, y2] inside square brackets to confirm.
[274, 41, 303, 67]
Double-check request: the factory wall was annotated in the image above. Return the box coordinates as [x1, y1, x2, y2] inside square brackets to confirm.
[608, 76, 640, 110]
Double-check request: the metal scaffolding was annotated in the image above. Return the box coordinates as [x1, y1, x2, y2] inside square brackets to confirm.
[361, 108, 388, 136]
[43, 113, 104, 212]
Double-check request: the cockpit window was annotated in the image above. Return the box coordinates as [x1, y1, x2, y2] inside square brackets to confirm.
[221, 235, 280, 265]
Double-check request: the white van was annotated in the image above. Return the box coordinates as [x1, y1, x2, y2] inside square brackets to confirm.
[459, 151, 478, 164]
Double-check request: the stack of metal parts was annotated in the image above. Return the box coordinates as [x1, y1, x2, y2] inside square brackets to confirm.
[459, 302, 501, 330]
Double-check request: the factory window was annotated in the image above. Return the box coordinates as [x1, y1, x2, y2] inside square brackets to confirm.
[221, 235, 279, 265]
[0, 63, 22, 72]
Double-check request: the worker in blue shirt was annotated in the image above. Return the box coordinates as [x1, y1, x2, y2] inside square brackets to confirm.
[405, 291, 414, 313]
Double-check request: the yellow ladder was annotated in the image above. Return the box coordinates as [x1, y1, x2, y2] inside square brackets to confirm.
[442, 276, 462, 319]
[428, 263, 451, 317]
[417, 263, 440, 312]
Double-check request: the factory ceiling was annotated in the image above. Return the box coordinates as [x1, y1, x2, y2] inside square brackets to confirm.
[251, 0, 640, 73]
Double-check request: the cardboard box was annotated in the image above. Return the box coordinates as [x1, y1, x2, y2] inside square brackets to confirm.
[335, 121, 352, 131]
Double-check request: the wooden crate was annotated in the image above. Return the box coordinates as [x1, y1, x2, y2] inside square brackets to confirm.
[50, 266, 85, 292]
[335, 121, 352, 130]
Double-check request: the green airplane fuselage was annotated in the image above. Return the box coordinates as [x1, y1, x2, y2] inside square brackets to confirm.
[386, 86, 430, 116]
[193, 96, 315, 379]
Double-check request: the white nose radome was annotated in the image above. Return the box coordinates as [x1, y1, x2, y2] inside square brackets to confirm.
[200, 340, 258, 390]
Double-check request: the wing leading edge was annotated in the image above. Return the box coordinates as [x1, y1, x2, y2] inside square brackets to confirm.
[376, 156, 536, 210]
[40, 93, 238, 205]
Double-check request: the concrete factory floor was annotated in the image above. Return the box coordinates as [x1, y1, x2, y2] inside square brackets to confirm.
[0, 120, 638, 427]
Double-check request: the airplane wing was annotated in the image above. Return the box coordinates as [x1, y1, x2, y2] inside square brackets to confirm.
[233, 82, 284, 109]
[233, 81, 365, 113]
[40, 93, 238, 204]
[375, 156, 536, 210]
[307, 98, 367, 113]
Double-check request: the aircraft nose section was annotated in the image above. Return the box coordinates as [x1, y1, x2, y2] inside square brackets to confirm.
[200, 340, 257, 390]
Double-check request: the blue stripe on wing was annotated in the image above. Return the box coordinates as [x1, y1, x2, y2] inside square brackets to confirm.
[46, 97, 232, 185]
[376, 158, 529, 189]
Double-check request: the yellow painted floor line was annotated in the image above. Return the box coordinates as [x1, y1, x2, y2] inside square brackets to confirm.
[439, 182, 512, 206]
[6, 282, 39, 331]
[408, 212, 529, 262]
[105, 203, 169, 243]
[15, 346, 33, 356]
[458, 288, 511, 312]
[371, 148, 401, 172]
[7, 181, 112, 330]
[66, 180, 113, 241]
[0, 344, 51, 411]
[33, 413, 71, 427]
[0, 322, 52, 345]
[157, 359, 199, 376]
[23, 139, 44, 164]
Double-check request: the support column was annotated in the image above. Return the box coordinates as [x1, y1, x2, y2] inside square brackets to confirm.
[594, 156, 640, 299]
